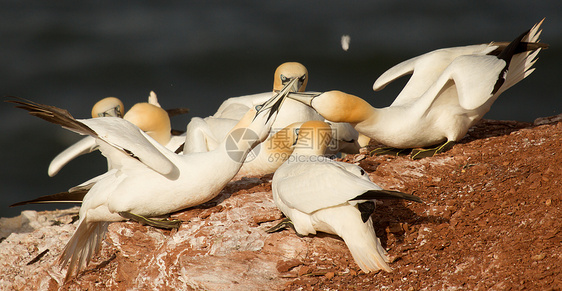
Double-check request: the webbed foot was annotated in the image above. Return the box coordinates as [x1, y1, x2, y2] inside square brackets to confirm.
[370, 147, 411, 157]
[266, 218, 304, 237]
[119, 211, 182, 229]
[410, 141, 456, 160]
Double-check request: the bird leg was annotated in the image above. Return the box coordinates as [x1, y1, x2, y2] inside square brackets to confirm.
[118, 211, 182, 229]
[370, 147, 411, 157]
[266, 218, 305, 237]
[410, 140, 456, 160]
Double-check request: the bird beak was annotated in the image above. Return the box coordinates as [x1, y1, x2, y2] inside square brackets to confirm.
[286, 91, 322, 107]
[256, 77, 300, 122]
[99, 105, 123, 118]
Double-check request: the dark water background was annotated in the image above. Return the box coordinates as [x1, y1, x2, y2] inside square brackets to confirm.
[1, 1, 561, 218]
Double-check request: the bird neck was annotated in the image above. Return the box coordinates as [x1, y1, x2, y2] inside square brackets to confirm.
[211, 108, 265, 166]
[291, 121, 332, 157]
[262, 123, 299, 156]
[316, 91, 379, 124]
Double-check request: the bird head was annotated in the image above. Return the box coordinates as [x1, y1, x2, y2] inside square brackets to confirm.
[292, 120, 333, 156]
[273, 62, 308, 93]
[91, 97, 124, 118]
[123, 103, 172, 145]
[245, 76, 300, 143]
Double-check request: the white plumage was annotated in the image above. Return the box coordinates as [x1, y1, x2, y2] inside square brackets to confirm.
[288, 20, 546, 158]
[270, 121, 423, 273]
[48, 92, 187, 176]
[8, 80, 293, 280]
[183, 62, 362, 177]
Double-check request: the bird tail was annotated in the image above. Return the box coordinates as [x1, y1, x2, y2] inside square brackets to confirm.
[59, 220, 109, 281]
[339, 216, 392, 273]
[493, 18, 546, 95]
[318, 206, 392, 273]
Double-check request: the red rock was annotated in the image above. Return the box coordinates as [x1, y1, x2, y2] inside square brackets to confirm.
[1, 118, 561, 290]
[276, 258, 302, 273]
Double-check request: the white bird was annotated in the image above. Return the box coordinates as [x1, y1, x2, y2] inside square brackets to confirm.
[186, 62, 323, 149]
[234, 121, 302, 177]
[212, 62, 319, 127]
[288, 20, 546, 159]
[48, 92, 188, 176]
[210, 62, 364, 152]
[183, 62, 362, 177]
[8, 79, 293, 280]
[268, 120, 423, 273]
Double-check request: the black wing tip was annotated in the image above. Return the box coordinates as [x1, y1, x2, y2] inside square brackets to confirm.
[358, 201, 376, 223]
[496, 30, 530, 63]
[10, 201, 82, 207]
[5, 96, 43, 107]
[354, 189, 425, 204]
[10, 190, 87, 207]
[9, 201, 27, 207]
[7, 96, 99, 137]
[166, 107, 190, 117]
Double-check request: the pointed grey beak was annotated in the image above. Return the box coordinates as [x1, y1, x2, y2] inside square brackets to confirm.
[286, 91, 322, 107]
[99, 105, 123, 118]
[255, 77, 300, 122]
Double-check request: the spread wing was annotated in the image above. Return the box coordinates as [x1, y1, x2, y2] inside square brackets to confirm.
[373, 44, 496, 107]
[48, 136, 98, 177]
[8, 98, 178, 177]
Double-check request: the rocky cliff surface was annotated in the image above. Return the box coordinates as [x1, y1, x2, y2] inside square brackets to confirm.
[1, 116, 560, 290]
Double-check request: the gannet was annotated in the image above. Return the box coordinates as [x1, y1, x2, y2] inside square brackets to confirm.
[7, 79, 293, 280]
[210, 62, 364, 152]
[186, 62, 323, 148]
[186, 118, 362, 178]
[212, 62, 318, 126]
[48, 92, 188, 176]
[182, 62, 311, 152]
[288, 20, 547, 159]
[267, 120, 423, 273]
[181, 62, 362, 177]
[235, 121, 301, 177]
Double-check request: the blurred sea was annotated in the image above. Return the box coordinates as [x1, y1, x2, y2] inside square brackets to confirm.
[1, 1, 561, 217]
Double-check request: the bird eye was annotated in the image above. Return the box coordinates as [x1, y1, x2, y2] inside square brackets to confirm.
[280, 74, 288, 81]
[292, 128, 300, 145]
[255, 105, 263, 111]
